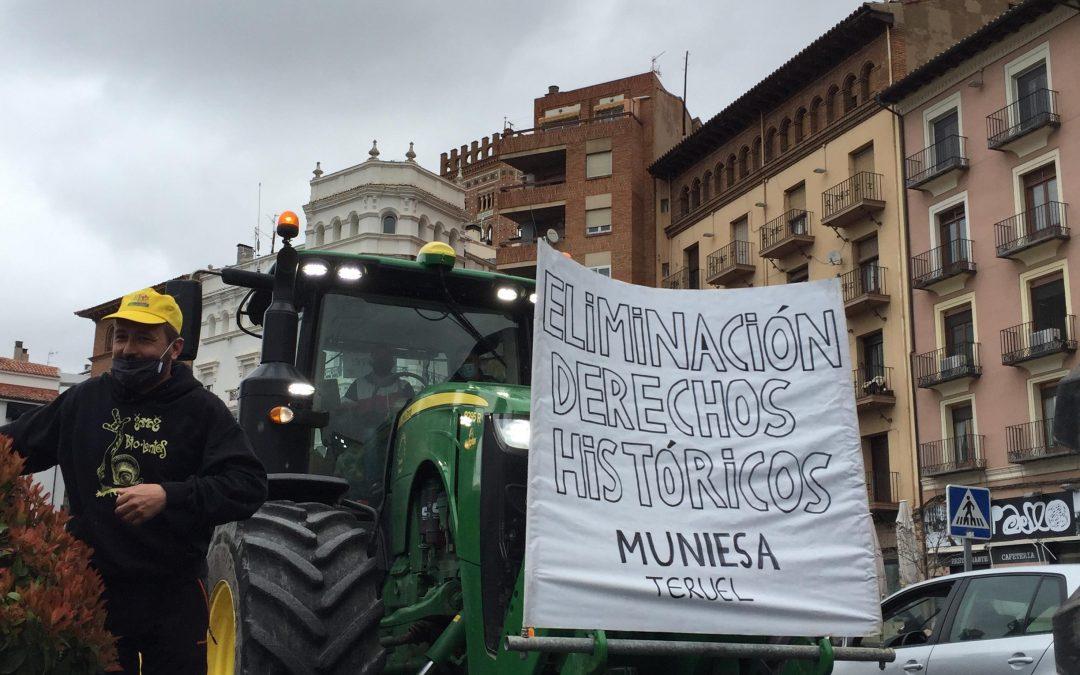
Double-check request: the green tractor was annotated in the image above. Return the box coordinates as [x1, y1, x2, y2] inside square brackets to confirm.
[194, 212, 882, 674]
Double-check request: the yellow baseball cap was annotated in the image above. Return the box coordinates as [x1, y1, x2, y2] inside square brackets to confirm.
[103, 287, 183, 333]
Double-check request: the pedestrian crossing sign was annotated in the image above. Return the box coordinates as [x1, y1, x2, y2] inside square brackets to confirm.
[947, 484, 992, 540]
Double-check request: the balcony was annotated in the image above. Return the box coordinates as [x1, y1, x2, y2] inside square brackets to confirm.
[994, 201, 1069, 261]
[662, 267, 699, 289]
[866, 470, 900, 509]
[705, 240, 755, 286]
[821, 172, 886, 229]
[904, 135, 968, 195]
[919, 434, 986, 477]
[987, 89, 1060, 155]
[910, 239, 975, 294]
[1000, 316, 1077, 366]
[841, 265, 889, 316]
[759, 209, 814, 259]
[1006, 418, 1076, 463]
[853, 365, 895, 411]
[914, 343, 981, 390]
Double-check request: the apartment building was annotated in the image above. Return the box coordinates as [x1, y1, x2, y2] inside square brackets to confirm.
[440, 133, 520, 247]
[489, 73, 690, 283]
[649, 1, 1011, 590]
[881, 0, 1080, 570]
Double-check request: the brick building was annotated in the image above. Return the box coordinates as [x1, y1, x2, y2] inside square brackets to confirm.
[881, 0, 1080, 571]
[475, 73, 690, 283]
[440, 133, 520, 247]
[648, 0, 1011, 591]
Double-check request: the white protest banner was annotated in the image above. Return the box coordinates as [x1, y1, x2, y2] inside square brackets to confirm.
[523, 243, 881, 636]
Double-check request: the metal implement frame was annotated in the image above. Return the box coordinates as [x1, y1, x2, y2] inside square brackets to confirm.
[505, 635, 895, 664]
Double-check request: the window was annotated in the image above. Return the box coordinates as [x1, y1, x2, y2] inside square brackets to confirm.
[1015, 61, 1050, 127]
[866, 432, 891, 501]
[589, 265, 611, 277]
[948, 403, 975, 462]
[930, 109, 961, 168]
[726, 154, 737, 185]
[826, 85, 839, 123]
[861, 580, 955, 648]
[809, 97, 822, 134]
[947, 575, 1055, 642]
[852, 144, 875, 175]
[752, 137, 762, 170]
[679, 186, 690, 215]
[943, 305, 974, 356]
[586, 138, 613, 178]
[661, 262, 670, 279]
[793, 108, 807, 142]
[714, 165, 723, 194]
[779, 118, 791, 153]
[787, 265, 809, 283]
[702, 171, 712, 202]
[659, 198, 669, 213]
[1022, 164, 1060, 230]
[731, 215, 749, 243]
[860, 62, 874, 103]
[842, 74, 858, 113]
[1029, 274, 1067, 336]
[857, 234, 880, 294]
[739, 147, 750, 178]
[937, 204, 967, 265]
[785, 182, 806, 213]
[684, 243, 700, 289]
[1039, 380, 1058, 422]
[382, 214, 397, 234]
[586, 205, 612, 235]
[690, 179, 701, 210]
[860, 331, 885, 383]
[764, 127, 777, 163]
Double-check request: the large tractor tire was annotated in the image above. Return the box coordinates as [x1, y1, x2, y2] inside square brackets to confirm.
[206, 500, 386, 675]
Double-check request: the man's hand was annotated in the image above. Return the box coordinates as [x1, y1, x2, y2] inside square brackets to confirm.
[115, 484, 167, 525]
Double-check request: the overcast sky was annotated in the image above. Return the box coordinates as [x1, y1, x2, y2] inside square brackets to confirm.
[1, 0, 859, 373]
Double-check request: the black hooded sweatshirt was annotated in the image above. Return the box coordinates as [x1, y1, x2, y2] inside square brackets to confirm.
[0, 363, 267, 583]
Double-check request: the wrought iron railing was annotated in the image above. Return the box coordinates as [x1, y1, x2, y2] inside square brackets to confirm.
[866, 470, 900, 504]
[1000, 315, 1077, 365]
[910, 239, 975, 288]
[914, 343, 981, 388]
[663, 267, 698, 289]
[500, 175, 566, 192]
[506, 111, 639, 137]
[919, 434, 986, 476]
[905, 135, 968, 188]
[1005, 418, 1073, 463]
[841, 265, 888, 303]
[822, 172, 883, 221]
[853, 365, 894, 400]
[760, 209, 812, 251]
[987, 89, 1060, 148]
[706, 240, 754, 280]
[994, 201, 1069, 256]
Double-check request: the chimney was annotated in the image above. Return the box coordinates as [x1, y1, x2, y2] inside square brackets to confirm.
[547, 85, 560, 95]
[13, 340, 28, 362]
[236, 243, 255, 264]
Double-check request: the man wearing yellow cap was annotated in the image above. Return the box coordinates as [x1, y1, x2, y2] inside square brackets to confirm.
[0, 287, 268, 674]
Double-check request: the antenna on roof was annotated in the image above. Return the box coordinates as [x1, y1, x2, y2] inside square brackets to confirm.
[682, 50, 689, 137]
[651, 51, 665, 77]
[255, 181, 262, 258]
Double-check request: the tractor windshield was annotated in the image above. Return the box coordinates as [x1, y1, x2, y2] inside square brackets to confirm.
[309, 291, 527, 503]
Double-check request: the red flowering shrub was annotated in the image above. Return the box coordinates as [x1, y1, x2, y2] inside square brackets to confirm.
[0, 434, 117, 673]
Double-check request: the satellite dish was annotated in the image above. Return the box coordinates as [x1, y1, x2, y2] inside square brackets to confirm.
[546, 229, 560, 244]
[826, 250, 843, 266]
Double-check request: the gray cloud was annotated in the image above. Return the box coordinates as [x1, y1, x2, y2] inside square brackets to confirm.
[0, 0, 857, 372]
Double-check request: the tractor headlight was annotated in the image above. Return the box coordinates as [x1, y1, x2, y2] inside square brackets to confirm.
[492, 415, 530, 452]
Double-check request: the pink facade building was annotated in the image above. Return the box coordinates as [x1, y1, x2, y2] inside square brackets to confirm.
[881, 0, 1080, 570]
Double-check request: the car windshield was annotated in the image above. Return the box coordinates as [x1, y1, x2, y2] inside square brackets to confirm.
[308, 291, 527, 503]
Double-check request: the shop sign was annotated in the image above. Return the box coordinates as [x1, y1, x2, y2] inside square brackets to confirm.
[990, 491, 1075, 543]
[989, 544, 1043, 566]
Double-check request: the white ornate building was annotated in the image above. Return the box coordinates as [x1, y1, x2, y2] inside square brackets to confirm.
[192, 143, 494, 412]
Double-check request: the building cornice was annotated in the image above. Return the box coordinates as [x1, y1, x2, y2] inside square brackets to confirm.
[303, 183, 467, 222]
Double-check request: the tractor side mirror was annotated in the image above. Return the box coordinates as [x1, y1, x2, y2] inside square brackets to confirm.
[164, 279, 202, 362]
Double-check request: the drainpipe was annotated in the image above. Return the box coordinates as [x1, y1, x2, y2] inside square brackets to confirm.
[877, 90, 926, 575]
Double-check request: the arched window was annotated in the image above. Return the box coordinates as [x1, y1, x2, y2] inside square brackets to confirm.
[826, 85, 839, 123]
[220, 311, 230, 334]
[752, 137, 762, 170]
[764, 127, 777, 163]
[679, 186, 690, 215]
[331, 218, 342, 242]
[207, 315, 216, 338]
[349, 213, 360, 237]
[793, 108, 807, 142]
[842, 74, 857, 113]
[702, 171, 712, 202]
[690, 178, 701, 210]
[382, 214, 397, 234]
[714, 164, 723, 194]
[727, 154, 737, 185]
[809, 97, 822, 134]
[859, 62, 874, 103]
[314, 223, 324, 247]
[738, 147, 750, 178]
[779, 118, 791, 153]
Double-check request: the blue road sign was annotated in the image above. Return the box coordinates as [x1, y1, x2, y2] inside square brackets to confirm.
[947, 484, 992, 540]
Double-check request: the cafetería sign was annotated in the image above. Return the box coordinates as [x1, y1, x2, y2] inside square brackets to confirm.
[523, 243, 880, 636]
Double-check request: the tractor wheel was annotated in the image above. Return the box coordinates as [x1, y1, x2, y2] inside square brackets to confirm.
[206, 500, 386, 675]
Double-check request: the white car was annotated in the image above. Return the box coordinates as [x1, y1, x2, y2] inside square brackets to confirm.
[833, 565, 1080, 674]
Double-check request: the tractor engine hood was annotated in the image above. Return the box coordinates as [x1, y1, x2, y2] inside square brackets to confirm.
[397, 381, 531, 430]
